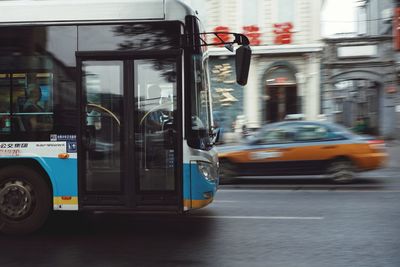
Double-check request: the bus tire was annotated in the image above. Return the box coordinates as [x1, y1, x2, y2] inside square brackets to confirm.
[0, 166, 51, 235]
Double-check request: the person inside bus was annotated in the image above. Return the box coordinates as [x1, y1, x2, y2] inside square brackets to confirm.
[139, 84, 174, 169]
[141, 84, 172, 133]
[23, 84, 53, 131]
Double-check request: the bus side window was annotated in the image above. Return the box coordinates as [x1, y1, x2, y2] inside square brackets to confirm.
[22, 83, 53, 132]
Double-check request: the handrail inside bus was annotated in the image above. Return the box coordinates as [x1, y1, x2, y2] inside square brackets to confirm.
[87, 103, 120, 126]
[139, 101, 173, 126]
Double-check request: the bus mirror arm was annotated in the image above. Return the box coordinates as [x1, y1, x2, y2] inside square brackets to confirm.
[182, 32, 250, 47]
[182, 32, 252, 86]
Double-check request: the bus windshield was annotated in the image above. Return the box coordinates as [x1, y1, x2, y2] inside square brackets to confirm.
[191, 54, 212, 138]
[185, 15, 251, 150]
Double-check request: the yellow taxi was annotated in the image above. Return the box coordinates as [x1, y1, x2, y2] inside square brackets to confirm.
[217, 121, 387, 183]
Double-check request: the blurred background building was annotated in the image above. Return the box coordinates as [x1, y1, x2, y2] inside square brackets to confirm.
[322, 0, 399, 139]
[394, 0, 400, 139]
[184, 0, 400, 140]
[184, 0, 323, 134]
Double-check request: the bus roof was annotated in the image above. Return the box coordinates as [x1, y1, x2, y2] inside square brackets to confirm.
[0, 0, 195, 25]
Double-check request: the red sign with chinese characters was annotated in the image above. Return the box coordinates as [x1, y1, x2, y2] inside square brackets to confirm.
[242, 25, 261, 46]
[273, 22, 293, 45]
[213, 26, 231, 46]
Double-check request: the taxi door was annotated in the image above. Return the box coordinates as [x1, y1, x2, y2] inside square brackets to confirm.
[243, 124, 298, 176]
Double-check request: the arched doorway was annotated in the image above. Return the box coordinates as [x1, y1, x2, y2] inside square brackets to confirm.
[332, 79, 380, 135]
[264, 64, 298, 122]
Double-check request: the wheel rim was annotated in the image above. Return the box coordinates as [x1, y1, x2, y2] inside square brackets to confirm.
[0, 180, 34, 220]
[330, 162, 354, 182]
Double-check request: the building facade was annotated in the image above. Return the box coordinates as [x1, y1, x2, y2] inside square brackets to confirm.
[394, 0, 400, 139]
[322, 0, 400, 139]
[184, 0, 324, 133]
[322, 36, 397, 137]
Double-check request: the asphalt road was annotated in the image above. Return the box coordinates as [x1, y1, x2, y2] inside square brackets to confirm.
[0, 144, 399, 267]
[1, 175, 399, 267]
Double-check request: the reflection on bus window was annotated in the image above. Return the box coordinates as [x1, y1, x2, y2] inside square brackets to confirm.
[191, 55, 211, 132]
[0, 74, 11, 133]
[135, 59, 177, 191]
[22, 83, 53, 131]
[0, 72, 54, 133]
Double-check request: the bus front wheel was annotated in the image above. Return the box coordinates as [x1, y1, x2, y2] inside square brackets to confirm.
[0, 166, 51, 234]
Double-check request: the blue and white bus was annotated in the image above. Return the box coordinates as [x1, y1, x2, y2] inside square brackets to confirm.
[0, 0, 250, 234]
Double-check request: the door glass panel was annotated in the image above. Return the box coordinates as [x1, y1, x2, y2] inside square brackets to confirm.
[82, 61, 123, 192]
[134, 59, 177, 191]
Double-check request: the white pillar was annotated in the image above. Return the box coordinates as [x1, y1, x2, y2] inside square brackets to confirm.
[305, 53, 321, 120]
[244, 57, 260, 128]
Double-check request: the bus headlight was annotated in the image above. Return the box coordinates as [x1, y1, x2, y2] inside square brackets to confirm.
[197, 161, 217, 182]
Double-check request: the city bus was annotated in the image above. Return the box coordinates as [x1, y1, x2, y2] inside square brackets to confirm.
[0, 0, 251, 234]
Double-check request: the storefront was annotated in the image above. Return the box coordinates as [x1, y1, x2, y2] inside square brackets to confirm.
[322, 36, 399, 138]
[209, 45, 323, 133]
[262, 62, 299, 122]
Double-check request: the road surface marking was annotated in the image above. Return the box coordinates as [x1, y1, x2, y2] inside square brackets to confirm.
[219, 189, 400, 193]
[193, 215, 324, 220]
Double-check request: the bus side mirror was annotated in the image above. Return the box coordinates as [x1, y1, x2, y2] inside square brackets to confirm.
[235, 45, 252, 86]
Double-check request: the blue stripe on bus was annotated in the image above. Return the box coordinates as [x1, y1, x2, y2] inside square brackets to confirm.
[1, 157, 215, 203]
[183, 163, 191, 200]
[40, 157, 78, 196]
[183, 162, 218, 201]
[10, 156, 78, 197]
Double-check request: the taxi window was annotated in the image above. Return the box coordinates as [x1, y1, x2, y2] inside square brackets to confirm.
[260, 127, 294, 144]
[294, 124, 328, 141]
